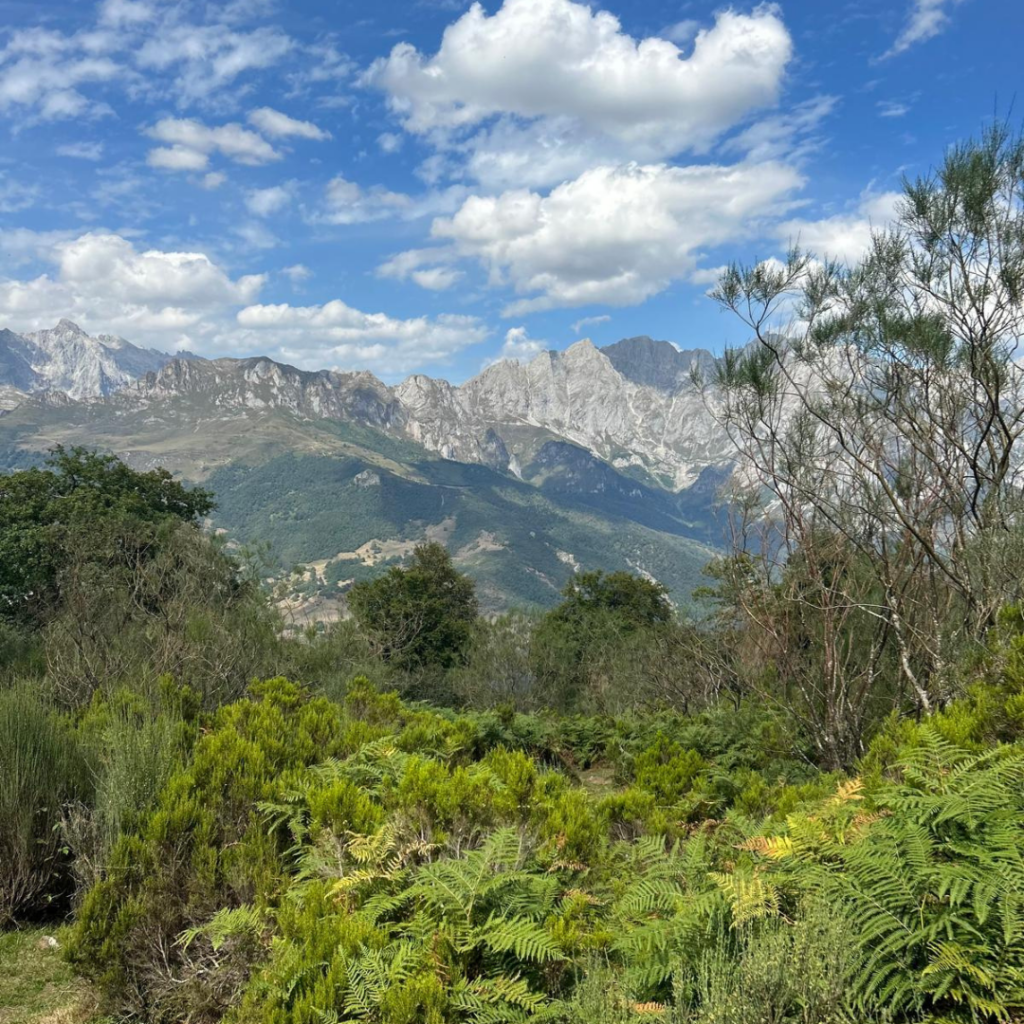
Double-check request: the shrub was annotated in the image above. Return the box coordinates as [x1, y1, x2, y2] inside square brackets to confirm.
[0, 685, 89, 924]
[67, 678, 349, 1022]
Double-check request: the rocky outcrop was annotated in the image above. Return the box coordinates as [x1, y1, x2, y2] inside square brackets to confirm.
[0, 320, 175, 399]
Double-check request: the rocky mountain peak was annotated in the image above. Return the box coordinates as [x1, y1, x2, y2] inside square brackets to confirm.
[0, 321, 179, 400]
[55, 318, 88, 336]
[601, 336, 713, 392]
[1, 321, 739, 496]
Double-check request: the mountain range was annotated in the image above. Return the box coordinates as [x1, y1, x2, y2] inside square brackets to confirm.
[0, 322, 737, 613]
[0, 319, 183, 405]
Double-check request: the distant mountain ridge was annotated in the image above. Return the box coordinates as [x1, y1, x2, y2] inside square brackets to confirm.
[0, 319, 182, 403]
[92, 333, 732, 492]
[0, 320, 734, 490]
[0, 322, 735, 609]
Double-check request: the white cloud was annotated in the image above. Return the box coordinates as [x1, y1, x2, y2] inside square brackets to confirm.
[877, 100, 910, 118]
[775, 190, 902, 264]
[0, 227, 81, 265]
[0, 29, 120, 123]
[0, 174, 39, 213]
[320, 175, 412, 224]
[723, 95, 836, 164]
[412, 266, 464, 290]
[885, 0, 965, 56]
[146, 117, 281, 170]
[147, 145, 210, 171]
[246, 184, 294, 217]
[248, 106, 330, 140]
[55, 141, 105, 160]
[367, 0, 792, 183]
[136, 23, 294, 105]
[98, 0, 156, 28]
[0, 231, 265, 346]
[376, 246, 462, 289]
[282, 263, 312, 282]
[378, 131, 403, 154]
[201, 171, 227, 189]
[232, 221, 280, 250]
[492, 326, 545, 364]
[572, 314, 611, 333]
[431, 159, 804, 314]
[235, 300, 488, 372]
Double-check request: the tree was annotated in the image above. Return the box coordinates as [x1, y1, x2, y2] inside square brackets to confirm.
[703, 126, 1024, 761]
[347, 542, 478, 673]
[0, 446, 214, 629]
[531, 571, 672, 711]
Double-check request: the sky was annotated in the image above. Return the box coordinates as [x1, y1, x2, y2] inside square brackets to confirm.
[0, 0, 1018, 383]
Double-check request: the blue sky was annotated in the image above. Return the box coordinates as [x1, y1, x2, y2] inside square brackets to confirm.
[0, 0, 1018, 381]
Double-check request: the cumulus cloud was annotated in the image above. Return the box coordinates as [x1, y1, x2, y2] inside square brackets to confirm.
[885, 0, 965, 57]
[775, 190, 902, 264]
[410, 266, 464, 290]
[376, 246, 464, 290]
[429, 159, 804, 314]
[367, 0, 792, 185]
[319, 175, 413, 224]
[0, 231, 265, 344]
[148, 145, 210, 171]
[235, 300, 488, 372]
[246, 184, 294, 217]
[491, 326, 546, 364]
[248, 106, 330, 140]
[146, 117, 280, 171]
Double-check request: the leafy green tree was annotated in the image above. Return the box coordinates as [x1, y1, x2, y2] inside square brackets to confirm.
[348, 542, 478, 673]
[531, 571, 672, 711]
[552, 571, 673, 631]
[0, 446, 213, 629]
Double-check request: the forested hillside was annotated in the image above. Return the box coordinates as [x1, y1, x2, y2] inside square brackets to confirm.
[3, 130, 1024, 1024]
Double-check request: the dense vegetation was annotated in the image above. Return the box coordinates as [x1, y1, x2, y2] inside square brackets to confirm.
[2, 129, 1024, 1023]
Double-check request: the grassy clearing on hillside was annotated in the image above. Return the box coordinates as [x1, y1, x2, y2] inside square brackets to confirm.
[0, 929, 100, 1024]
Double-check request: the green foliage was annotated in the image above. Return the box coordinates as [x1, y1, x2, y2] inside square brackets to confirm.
[531, 571, 673, 712]
[349, 543, 478, 674]
[0, 446, 212, 629]
[551, 572, 672, 632]
[0, 685, 89, 924]
[55, 661, 1024, 1024]
[67, 678, 351, 1022]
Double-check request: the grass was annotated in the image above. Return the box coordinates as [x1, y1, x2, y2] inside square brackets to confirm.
[0, 929, 100, 1024]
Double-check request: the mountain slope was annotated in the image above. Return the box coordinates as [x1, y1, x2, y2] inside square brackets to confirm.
[0, 324, 735, 610]
[0, 320, 179, 399]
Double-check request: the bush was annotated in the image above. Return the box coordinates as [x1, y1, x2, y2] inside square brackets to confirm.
[0, 685, 89, 924]
[67, 678, 350, 1022]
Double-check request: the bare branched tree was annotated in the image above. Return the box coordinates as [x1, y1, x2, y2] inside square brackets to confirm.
[701, 125, 1024, 761]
